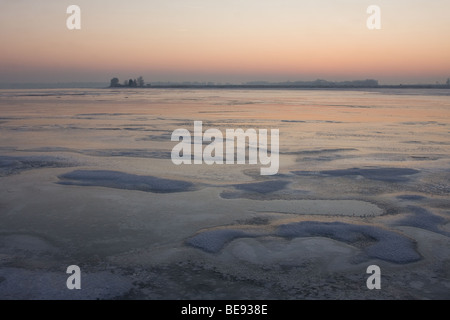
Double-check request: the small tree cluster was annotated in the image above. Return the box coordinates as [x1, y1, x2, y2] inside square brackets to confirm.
[110, 76, 145, 87]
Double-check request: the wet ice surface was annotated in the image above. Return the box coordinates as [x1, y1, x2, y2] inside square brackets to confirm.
[58, 170, 196, 193]
[0, 155, 75, 176]
[277, 221, 421, 264]
[393, 206, 450, 237]
[186, 221, 422, 264]
[233, 180, 291, 193]
[315, 167, 420, 182]
[0, 88, 449, 299]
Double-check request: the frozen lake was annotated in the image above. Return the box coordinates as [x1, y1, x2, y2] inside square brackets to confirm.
[0, 88, 449, 299]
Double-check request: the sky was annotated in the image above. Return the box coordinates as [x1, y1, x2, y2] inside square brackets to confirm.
[1, 0, 450, 85]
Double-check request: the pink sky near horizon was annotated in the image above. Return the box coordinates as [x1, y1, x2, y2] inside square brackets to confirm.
[1, 0, 450, 85]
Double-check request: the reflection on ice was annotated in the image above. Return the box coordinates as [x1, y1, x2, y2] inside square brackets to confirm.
[58, 170, 196, 193]
[0, 88, 449, 299]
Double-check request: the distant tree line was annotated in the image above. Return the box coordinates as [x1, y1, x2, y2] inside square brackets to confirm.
[244, 79, 380, 88]
[110, 76, 145, 88]
[109, 77, 450, 89]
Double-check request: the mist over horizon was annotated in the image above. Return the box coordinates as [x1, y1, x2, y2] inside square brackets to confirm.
[1, 77, 448, 89]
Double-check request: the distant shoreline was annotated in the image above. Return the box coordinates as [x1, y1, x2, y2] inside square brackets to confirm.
[1, 83, 449, 90]
[118, 84, 450, 90]
[107, 77, 450, 90]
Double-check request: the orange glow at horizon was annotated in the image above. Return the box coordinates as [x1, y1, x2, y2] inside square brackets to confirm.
[1, 0, 449, 84]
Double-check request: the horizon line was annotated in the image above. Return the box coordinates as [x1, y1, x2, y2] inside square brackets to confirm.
[1, 78, 450, 89]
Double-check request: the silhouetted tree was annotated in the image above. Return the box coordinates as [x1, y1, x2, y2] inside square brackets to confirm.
[110, 77, 120, 87]
[447, 78, 450, 86]
[128, 79, 134, 87]
[137, 76, 144, 87]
